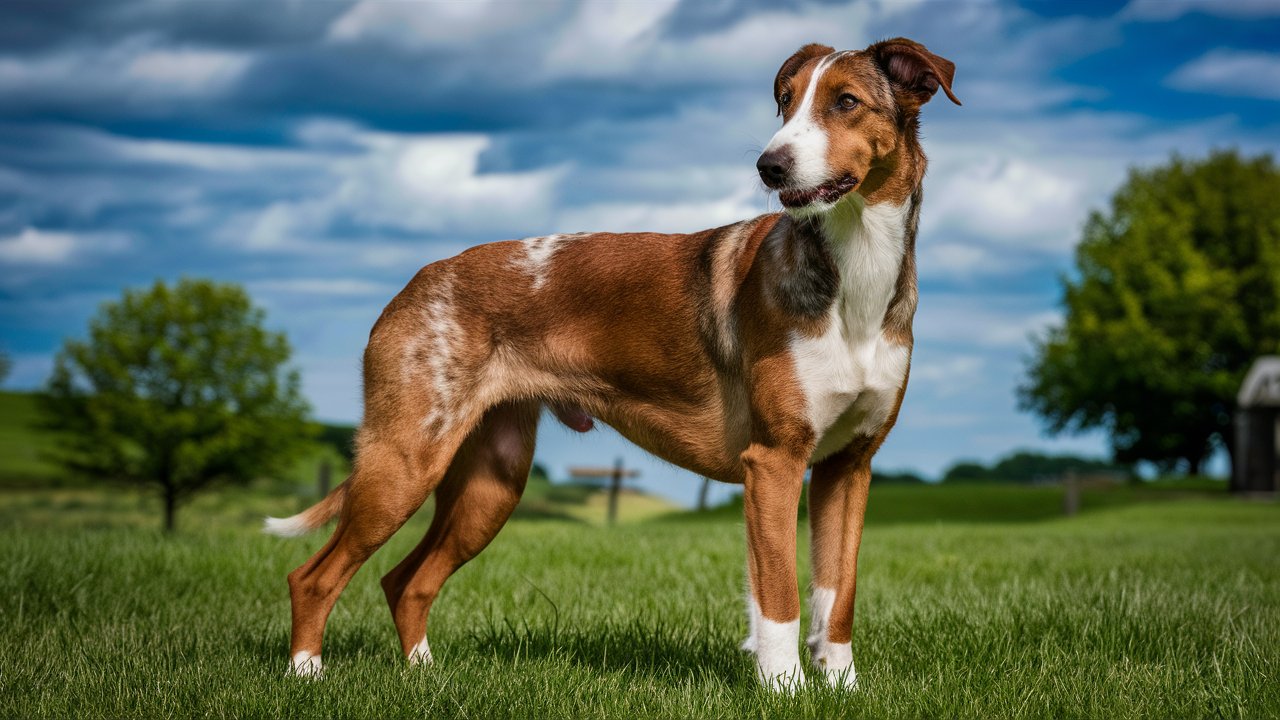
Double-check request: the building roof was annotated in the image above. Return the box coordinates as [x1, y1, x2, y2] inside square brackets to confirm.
[1239, 356, 1280, 408]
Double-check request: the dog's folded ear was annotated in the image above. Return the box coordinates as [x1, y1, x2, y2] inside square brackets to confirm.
[868, 38, 961, 108]
[773, 43, 835, 116]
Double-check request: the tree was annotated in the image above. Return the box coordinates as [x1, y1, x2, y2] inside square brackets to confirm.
[1020, 151, 1280, 474]
[0, 349, 10, 386]
[940, 451, 1132, 484]
[42, 278, 313, 531]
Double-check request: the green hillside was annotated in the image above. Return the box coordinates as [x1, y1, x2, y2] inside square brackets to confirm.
[0, 391, 64, 487]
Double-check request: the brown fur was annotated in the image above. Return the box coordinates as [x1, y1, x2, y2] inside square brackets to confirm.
[274, 37, 958, 682]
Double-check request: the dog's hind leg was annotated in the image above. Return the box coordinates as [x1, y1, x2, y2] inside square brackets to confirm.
[283, 421, 474, 677]
[805, 440, 874, 689]
[380, 400, 540, 664]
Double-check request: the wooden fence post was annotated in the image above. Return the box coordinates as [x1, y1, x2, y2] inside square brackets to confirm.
[318, 458, 331, 498]
[608, 457, 623, 526]
[1063, 469, 1080, 517]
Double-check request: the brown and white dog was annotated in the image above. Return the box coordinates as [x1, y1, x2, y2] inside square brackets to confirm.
[266, 37, 958, 691]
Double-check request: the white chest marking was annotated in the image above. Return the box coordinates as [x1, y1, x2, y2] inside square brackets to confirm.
[790, 200, 912, 463]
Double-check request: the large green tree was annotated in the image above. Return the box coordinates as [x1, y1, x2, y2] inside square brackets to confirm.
[43, 279, 313, 531]
[1020, 151, 1280, 474]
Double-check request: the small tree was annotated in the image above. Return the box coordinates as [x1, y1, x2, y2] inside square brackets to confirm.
[0, 349, 10, 386]
[42, 278, 312, 531]
[1020, 151, 1280, 474]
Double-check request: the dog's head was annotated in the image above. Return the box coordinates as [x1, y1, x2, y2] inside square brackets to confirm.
[757, 38, 959, 212]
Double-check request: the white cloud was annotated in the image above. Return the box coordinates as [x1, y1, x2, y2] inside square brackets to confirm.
[0, 38, 251, 104]
[327, 0, 566, 51]
[556, 185, 763, 234]
[249, 278, 397, 297]
[910, 354, 987, 397]
[0, 227, 127, 266]
[230, 131, 563, 252]
[540, 1, 872, 85]
[1123, 0, 1280, 20]
[1168, 49, 1280, 101]
[125, 48, 251, 91]
[916, 295, 1061, 349]
[0, 227, 78, 264]
[924, 157, 1087, 252]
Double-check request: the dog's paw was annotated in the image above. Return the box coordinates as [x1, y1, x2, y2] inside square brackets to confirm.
[810, 641, 857, 690]
[740, 634, 757, 653]
[408, 637, 433, 666]
[756, 659, 807, 693]
[288, 651, 323, 679]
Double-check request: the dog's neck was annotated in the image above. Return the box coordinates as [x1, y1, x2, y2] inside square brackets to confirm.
[778, 142, 923, 343]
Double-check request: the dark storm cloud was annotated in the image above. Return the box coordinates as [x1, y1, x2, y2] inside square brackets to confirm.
[0, 0, 343, 53]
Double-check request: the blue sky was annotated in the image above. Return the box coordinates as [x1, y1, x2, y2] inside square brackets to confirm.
[2, 0, 1278, 505]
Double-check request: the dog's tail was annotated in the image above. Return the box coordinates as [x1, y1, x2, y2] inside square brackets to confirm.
[262, 479, 350, 538]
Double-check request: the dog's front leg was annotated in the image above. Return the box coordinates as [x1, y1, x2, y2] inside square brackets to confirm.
[806, 446, 873, 689]
[741, 443, 807, 691]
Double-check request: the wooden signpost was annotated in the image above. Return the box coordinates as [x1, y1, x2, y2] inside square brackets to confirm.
[569, 457, 640, 525]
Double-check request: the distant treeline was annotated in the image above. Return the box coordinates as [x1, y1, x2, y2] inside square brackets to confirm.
[316, 423, 356, 461]
[941, 450, 1132, 484]
[316, 429, 1128, 486]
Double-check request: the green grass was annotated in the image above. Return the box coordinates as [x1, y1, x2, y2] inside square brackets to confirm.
[683, 477, 1231, 525]
[0, 484, 1276, 718]
[0, 390, 64, 486]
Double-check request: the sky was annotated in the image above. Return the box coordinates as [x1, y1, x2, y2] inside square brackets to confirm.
[2, 0, 1278, 506]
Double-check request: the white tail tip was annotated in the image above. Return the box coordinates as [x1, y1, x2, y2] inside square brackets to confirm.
[263, 514, 311, 538]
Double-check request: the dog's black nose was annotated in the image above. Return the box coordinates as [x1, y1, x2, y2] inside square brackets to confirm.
[756, 148, 794, 188]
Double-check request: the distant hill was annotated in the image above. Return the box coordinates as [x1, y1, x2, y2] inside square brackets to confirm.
[0, 391, 360, 489]
[0, 391, 65, 487]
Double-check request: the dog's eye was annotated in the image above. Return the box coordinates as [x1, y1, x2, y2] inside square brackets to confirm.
[838, 94, 860, 110]
[779, 91, 792, 107]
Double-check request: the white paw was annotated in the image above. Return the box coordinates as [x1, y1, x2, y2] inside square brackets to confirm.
[408, 637, 433, 666]
[811, 641, 857, 690]
[740, 634, 757, 653]
[757, 659, 807, 693]
[289, 651, 323, 679]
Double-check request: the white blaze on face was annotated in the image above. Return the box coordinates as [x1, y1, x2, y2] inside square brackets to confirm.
[762, 53, 840, 191]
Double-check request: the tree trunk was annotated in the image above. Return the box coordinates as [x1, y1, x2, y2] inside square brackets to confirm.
[163, 486, 177, 533]
[1186, 454, 1202, 477]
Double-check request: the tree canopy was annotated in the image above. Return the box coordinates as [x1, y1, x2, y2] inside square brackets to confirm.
[42, 278, 313, 531]
[1020, 151, 1280, 473]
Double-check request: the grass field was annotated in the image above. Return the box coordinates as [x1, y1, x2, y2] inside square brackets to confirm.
[1, 481, 1276, 718]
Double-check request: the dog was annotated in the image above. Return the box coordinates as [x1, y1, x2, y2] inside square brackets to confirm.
[266, 37, 958, 691]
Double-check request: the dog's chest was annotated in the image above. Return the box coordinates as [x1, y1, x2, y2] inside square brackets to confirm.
[789, 202, 912, 463]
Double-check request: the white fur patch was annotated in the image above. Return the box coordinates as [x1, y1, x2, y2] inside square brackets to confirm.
[805, 586, 836, 652]
[748, 599, 805, 692]
[408, 636, 433, 665]
[516, 233, 577, 290]
[813, 641, 856, 689]
[262, 514, 310, 538]
[790, 199, 912, 463]
[763, 52, 841, 191]
[805, 587, 857, 688]
[418, 273, 462, 433]
[290, 650, 322, 678]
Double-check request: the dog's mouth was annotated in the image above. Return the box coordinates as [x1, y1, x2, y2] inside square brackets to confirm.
[778, 176, 859, 208]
